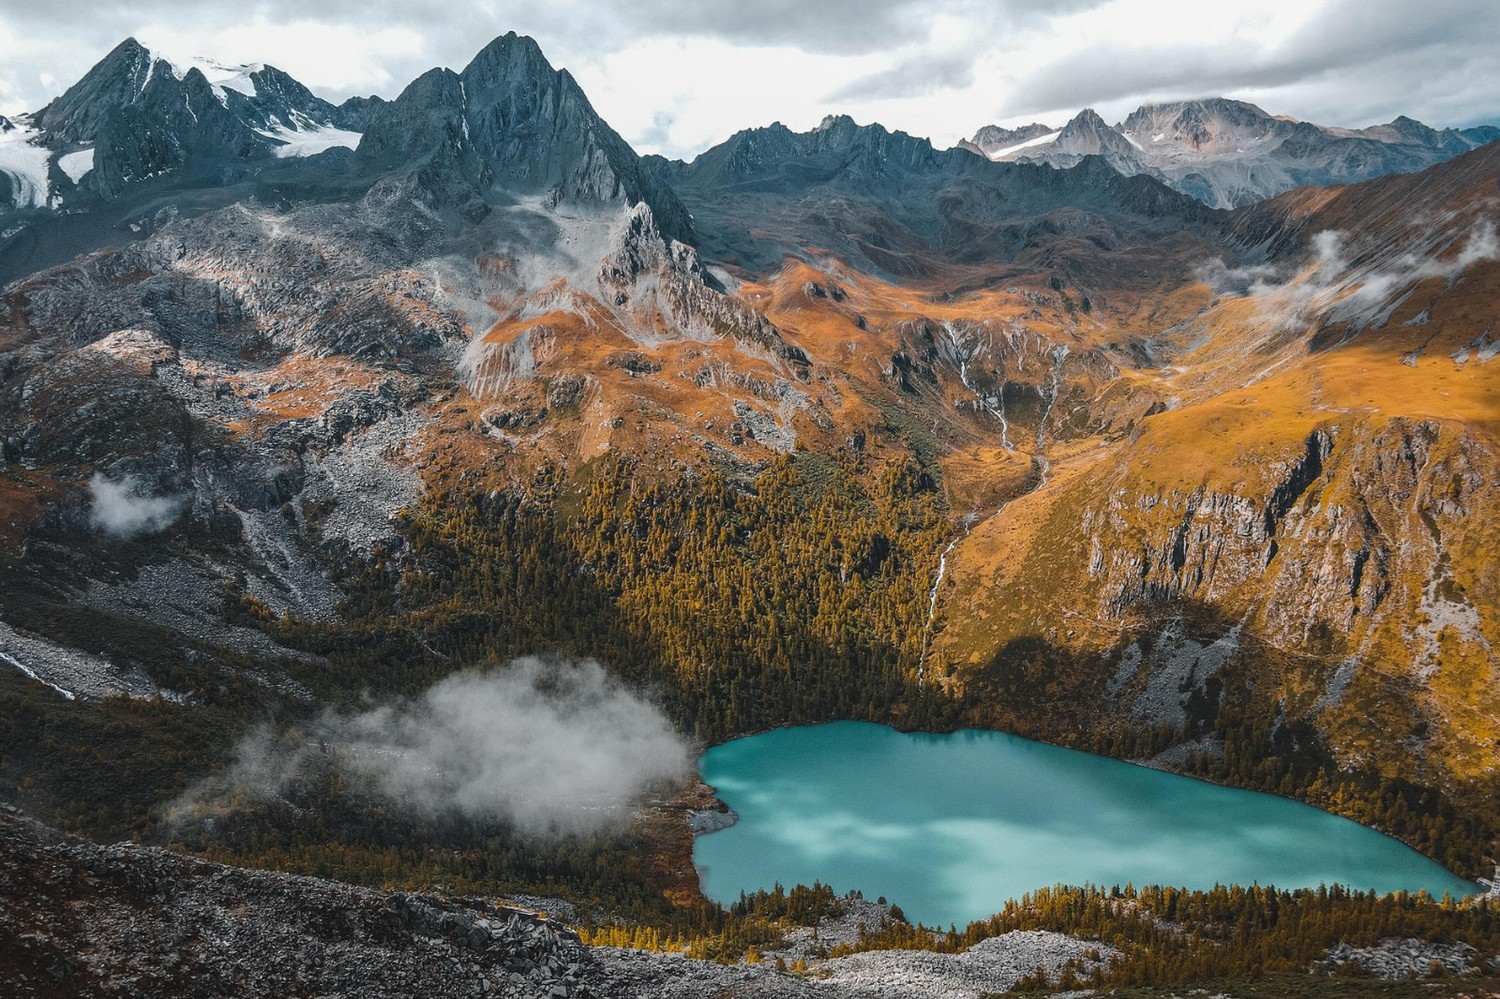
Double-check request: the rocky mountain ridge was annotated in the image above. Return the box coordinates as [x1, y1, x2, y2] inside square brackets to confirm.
[4, 37, 375, 208]
[0, 33, 687, 286]
[355, 32, 691, 243]
[969, 97, 1500, 208]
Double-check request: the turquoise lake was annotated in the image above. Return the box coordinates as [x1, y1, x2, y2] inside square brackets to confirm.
[694, 721, 1479, 928]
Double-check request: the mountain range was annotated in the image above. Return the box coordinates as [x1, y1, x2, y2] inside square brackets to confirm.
[964, 97, 1500, 208]
[1, 32, 1498, 995]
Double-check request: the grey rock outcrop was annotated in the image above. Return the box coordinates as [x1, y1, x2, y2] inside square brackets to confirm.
[0, 809, 596, 998]
[660, 114, 1216, 279]
[1314, 937, 1481, 978]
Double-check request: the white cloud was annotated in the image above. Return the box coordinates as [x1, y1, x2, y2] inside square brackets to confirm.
[88, 474, 187, 539]
[171, 657, 691, 837]
[570, 38, 867, 158]
[1239, 222, 1500, 332]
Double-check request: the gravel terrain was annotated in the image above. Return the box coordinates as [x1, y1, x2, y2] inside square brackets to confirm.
[0, 618, 159, 700]
[812, 931, 1116, 998]
[0, 807, 1119, 999]
[1315, 937, 1485, 978]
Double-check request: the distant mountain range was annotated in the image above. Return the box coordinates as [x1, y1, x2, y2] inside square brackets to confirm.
[4, 44, 1496, 229]
[962, 97, 1500, 207]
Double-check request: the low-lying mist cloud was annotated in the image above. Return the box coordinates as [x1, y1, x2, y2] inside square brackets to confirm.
[1195, 258, 1280, 296]
[88, 474, 187, 538]
[1331, 221, 1500, 315]
[175, 657, 691, 837]
[1240, 229, 1349, 327]
[1210, 222, 1500, 332]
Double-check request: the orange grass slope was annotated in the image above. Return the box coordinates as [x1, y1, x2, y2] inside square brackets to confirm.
[414, 245, 1191, 490]
[933, 146, 1500, 783]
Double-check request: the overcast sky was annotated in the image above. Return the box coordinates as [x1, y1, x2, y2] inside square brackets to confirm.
[2, 0, 1497, 159]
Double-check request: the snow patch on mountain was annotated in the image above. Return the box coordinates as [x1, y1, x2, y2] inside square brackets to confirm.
[166, 56, 263, 105]
[966, 98, 1500, 208]
[0, 116, 52, 208]
[258, 120, 362, 158]
[986, 130, 1061, 160]
[58, 147, 95, 183]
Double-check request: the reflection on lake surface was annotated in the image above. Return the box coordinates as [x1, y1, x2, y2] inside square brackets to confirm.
[695, 721, 1478, 928]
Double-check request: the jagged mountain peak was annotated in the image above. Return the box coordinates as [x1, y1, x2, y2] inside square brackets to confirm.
[1124, 97, 1273, 126]
[967, 122, 1056, 155]
[34, 37, 162, 145]
[1378, 114, 1445, 144]
[675, 113, 943, 195]
[33, 36, 347, 142]
[461, 30, 554, 82]
[1117, 98, 1287, 158]
[0, 36, 368, 214]
[1052, 108, 1141, 160]
[456, 31, 586, 117]
[1063, 107, 1109, 131]
[974, 108, 1140, 168]
[355, 32, 693, 242]
[1, 31, 692, 234]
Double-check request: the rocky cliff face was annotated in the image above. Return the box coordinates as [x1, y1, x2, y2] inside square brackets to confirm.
[662, 113, 1217, 281]
[33, 39, 159, 145]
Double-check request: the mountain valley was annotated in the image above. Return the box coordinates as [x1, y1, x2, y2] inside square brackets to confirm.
[1, 29, 1498, 997]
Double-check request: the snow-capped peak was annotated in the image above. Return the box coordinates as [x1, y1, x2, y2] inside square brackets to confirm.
[160, 54, 263, 106]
